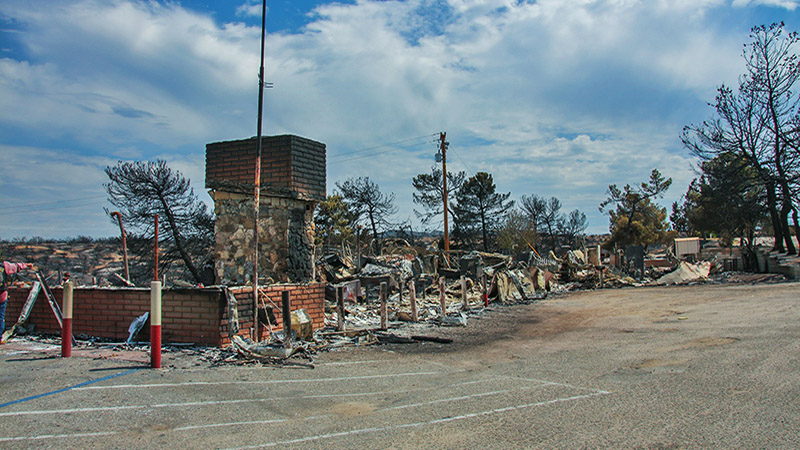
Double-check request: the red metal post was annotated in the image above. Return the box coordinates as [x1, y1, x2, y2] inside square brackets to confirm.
[153, 214, 159, 282]
[61, 281, 73, 357]
[150, 280, 162, 368]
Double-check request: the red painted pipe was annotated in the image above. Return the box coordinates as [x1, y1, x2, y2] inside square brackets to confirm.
[61, 281, 73, 357]
[61, 318, 72, 357]
[151, 281, 162, 369]
[151, 325, 161, 368]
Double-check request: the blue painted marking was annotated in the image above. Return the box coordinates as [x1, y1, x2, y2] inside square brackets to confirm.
[0, 368, 141, 409]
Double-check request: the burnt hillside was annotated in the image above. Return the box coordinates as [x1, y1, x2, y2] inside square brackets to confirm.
[1, 238, 125, 287]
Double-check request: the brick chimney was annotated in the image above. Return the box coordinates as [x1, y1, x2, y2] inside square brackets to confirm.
[205, 135, 326, 285]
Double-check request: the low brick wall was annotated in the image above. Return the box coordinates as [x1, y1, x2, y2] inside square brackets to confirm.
[4, 282, 326, 347]
[223, 283, 326, 346]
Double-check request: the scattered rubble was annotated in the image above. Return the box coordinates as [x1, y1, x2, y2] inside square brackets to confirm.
[4, 237, 796, 368]
[651, 261, 712, 286]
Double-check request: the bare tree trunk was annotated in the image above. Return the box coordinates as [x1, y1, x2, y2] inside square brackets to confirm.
[766, 182, 785, 252]
[159, 197, 202, 284]
[779, 195, 796, 255]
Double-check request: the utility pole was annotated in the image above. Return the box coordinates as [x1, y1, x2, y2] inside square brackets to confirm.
[252, 0, 267, 342]
[440, 132, 450, 264]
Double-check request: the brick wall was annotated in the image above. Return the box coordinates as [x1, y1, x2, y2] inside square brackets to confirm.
[4, 283, 326, 348]
[205, 135, 326, 201]
[222, 283, 326, 346]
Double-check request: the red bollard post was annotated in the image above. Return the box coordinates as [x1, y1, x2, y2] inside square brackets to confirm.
[150, 280, 162, 369]
[61, 281, 73, 357]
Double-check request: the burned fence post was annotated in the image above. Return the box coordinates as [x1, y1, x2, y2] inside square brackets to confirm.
[282, 290, 292, 349]
[337, 285, 345, 331]
[150, 280, 162, 369]
[61, 281, 73, 358]
[408, 280, 418, 322]
[397, 276, 403, 306]
[460, 275, 468, 310]
[380, 281, 388, 330]
[481, 271, 488, 307]
[438, 277, 446, 317]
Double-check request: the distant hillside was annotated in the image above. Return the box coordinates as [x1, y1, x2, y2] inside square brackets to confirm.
[1, 238, 126, 287]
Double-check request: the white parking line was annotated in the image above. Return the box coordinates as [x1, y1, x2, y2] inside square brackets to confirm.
[0, 374, 611, 446]
[2, 377, 502, 417]
[73, 370, 445, 391]
[224, 391, 612, 449]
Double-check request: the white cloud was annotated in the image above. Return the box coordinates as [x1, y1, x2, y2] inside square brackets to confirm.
[732, 0, 800, 10]
[236, 1, 263, 18]
[0, 0, 792, 237]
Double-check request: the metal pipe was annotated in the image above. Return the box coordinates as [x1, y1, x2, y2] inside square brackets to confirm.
[61, 281, 73, 358]
[252, 0, 267, 343]
[153, 214, 159, 282]
[150, 280, 162, 369]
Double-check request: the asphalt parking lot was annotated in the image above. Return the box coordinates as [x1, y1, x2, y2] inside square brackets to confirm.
[1, 281, 798, 449]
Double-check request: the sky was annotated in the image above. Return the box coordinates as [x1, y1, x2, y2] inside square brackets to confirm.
[1, 0, 799, 239]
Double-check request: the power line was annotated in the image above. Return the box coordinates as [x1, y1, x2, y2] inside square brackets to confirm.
[327, 134, 438, 162]
[0, 195, 107, 215]
[328, 139, 437, 165]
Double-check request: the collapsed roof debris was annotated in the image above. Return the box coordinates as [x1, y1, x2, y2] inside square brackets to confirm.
[2, 234, 793, 368]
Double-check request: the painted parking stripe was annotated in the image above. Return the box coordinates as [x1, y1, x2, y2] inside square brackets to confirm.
[2, 377, 502, 417]
[0, 368, 140, 409]
[0, 377, 609, 444]
[224, 391, 613, 449]
[73, 370, 445, 391]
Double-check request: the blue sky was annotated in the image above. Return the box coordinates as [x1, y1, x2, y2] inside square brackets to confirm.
[1, 0, 799, 239]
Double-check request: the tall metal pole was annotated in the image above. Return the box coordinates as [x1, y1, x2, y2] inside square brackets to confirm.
[440, 132, 450, 264]
[253, 0, 267, 343]
[153, 214, 159, 282]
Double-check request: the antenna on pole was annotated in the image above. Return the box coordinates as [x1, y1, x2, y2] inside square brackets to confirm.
[253, 0, 267, 343]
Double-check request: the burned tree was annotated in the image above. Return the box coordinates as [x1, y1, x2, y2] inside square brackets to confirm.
[453, 172, 513, 251]
[683, 23, 800, 254]
[104, 160, 213, 285]
[336, 177, 397, 251]
[412, 166, 466, 226]
[599, 169, 672, 251]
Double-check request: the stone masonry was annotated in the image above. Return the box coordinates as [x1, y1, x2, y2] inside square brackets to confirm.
[206, 135, 326, 285]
